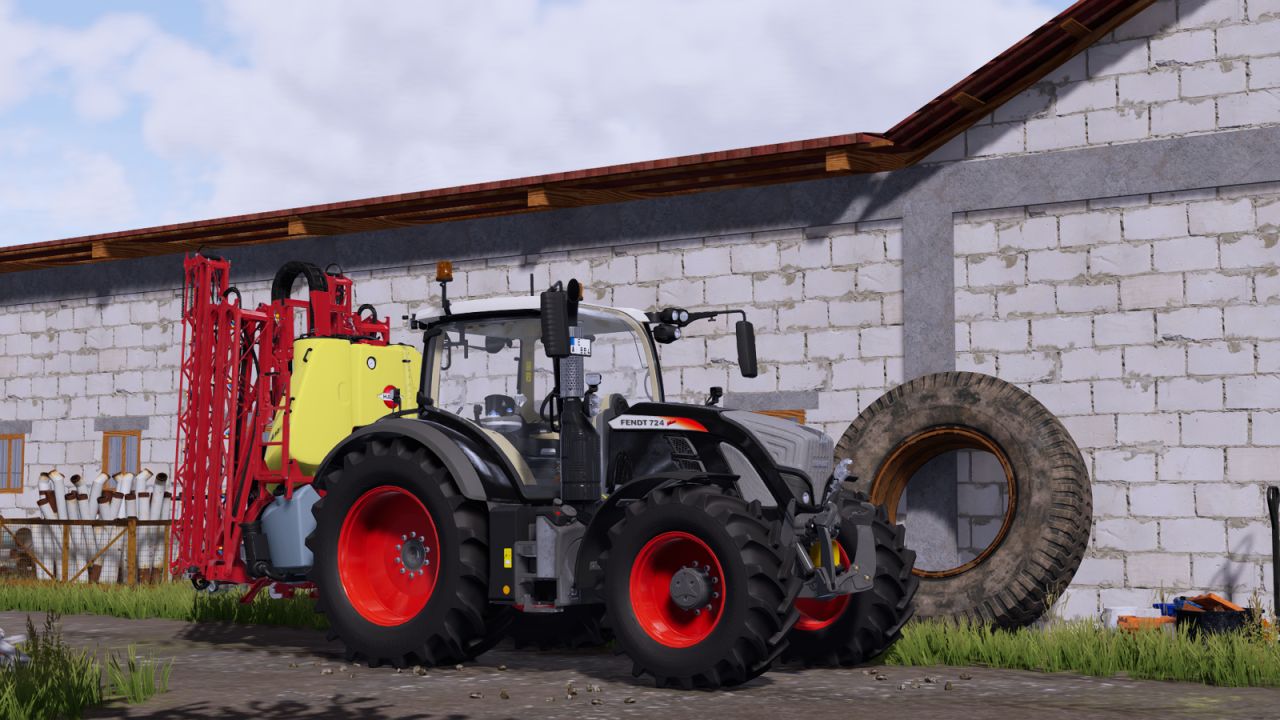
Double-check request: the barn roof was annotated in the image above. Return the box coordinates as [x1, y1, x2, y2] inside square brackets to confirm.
[0, 0, 1154, 275]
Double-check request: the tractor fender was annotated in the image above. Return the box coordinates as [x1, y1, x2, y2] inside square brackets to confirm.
[573, 471, 737, 597]
[313, 417, 489, 501]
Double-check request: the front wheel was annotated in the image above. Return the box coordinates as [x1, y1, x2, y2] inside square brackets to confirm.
[784, 493, 918, 666]
[603, 485, 800, 689]
[307, 437, 493, 667]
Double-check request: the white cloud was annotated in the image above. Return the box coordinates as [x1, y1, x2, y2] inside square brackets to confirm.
[0, 137, 139, 240]
[0, 0, 1063, 245]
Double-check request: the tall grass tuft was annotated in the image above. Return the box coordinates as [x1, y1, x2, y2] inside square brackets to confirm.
[0, 614, 101, 720]
[0, 613, 174, 719]
[105, 646, 172, 704]
[0, 581, 326, 630]
[887, 619, 1280, 687]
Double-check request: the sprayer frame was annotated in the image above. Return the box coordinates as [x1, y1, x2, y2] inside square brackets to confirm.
[171, 254, 391, 585]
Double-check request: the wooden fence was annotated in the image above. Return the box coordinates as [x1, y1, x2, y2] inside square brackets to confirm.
[0, 518, 172, 585]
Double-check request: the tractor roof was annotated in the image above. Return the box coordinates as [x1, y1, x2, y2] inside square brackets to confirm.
[412, 296, 650, 326]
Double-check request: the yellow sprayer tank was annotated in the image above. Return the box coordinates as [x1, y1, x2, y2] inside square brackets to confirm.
[265, 337, 421, 475]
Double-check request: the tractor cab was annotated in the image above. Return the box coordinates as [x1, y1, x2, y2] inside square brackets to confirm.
[414, 296, 661, 492]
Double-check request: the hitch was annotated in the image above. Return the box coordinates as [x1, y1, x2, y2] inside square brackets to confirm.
[794, 489, 877, 600]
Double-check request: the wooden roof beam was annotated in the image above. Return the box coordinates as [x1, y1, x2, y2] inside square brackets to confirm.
[824, 148, 907, 174]
[289, 215, 425, 237]
[527, 187, 653, 209]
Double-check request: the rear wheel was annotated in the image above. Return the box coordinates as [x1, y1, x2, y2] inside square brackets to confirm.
[308, 437, 493, 667]
[603, 485, 799, 688]
[784, 494, 918, 666]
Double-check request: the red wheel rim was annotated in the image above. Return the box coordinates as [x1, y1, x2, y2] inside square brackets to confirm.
[338, 485, 440, 626]
[794, 541, 852, 632]
[629, 531, 726, 648]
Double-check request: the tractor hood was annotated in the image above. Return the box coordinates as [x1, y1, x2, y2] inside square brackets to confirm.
[721, 410, 836, 495]
[608, 403, 837, 506]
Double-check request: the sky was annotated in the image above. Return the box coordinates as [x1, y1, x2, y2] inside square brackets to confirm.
[0, 0, 1072, 248]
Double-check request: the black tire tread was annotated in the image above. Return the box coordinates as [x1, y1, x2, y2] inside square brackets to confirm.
[601, 484, 800, 688]
[835, 371, 1091, 628]
[307, 437, 493, 668]
[784, 496, 918, 667]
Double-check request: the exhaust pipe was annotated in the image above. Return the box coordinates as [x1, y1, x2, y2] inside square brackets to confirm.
[1268, 486, 1278, 620]
[71, 475, 95, 582]
[157, 477, 174, 580]
[146, 471, 171, 580]
[48, 470, 68, 516]
[34, 474, 59, 580]
[135, 470, 155, 583]
[57, 473, 85, 582]
[102, 473, 132, 584]
[86, 473, 109, 582]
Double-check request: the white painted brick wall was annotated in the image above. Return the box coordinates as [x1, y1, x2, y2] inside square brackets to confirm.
[955, 180, 1279, 616]
[947, 0, 1280, 161]
[0, 222, 904, 516]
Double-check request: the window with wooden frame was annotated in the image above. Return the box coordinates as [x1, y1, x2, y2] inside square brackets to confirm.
[102, 430, 142, 476]
[0, 435, 24, 493]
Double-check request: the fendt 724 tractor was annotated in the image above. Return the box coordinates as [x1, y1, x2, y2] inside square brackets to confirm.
[172, 255, 917, 688]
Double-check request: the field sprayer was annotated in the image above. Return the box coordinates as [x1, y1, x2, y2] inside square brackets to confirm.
[171, 253, 917, 687]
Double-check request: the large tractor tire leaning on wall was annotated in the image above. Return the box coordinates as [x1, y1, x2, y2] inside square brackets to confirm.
[837, 372, 1091, 628]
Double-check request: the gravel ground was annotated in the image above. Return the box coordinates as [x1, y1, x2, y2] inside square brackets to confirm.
[2, 611, 1278, 719]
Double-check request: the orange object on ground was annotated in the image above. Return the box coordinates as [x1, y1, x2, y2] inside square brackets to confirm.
[1118, 615, 1175, 632]
[1188, 593, 1245, 612]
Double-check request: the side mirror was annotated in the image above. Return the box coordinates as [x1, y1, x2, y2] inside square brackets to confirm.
[540, 285, 570, 358]
[736, 320, 758, 378]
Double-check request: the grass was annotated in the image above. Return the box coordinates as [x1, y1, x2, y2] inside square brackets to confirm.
[0, 613, 171, 720]
[106, 645, 172, 704]
[4, 583, 1279, 688]
[886, 619, 1280, 687]
[0, 581, 326, 630]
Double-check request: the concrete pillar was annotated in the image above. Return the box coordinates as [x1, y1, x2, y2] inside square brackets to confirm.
[901, 206, 956, 380]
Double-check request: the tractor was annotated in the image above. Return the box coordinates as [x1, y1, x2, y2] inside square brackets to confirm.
[172, 255, 917, 688]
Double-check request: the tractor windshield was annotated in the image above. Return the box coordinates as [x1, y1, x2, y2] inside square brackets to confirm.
[425, 306, 659, 482]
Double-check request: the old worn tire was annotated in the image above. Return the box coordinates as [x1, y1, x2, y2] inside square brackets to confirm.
[784, 495, 918, 666]
[602, 485, 801, 689]
[836, 372, 1090, 628]
[307, 437, 493, 667]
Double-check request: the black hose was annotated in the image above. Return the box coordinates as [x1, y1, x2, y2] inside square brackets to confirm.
[1268, 486, 1279, 618]
[270, 261, 328, 302]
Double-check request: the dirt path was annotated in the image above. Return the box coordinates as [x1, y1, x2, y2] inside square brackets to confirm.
[3, 611, 1277, 719]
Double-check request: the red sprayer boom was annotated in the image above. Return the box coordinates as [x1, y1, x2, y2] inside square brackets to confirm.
[170, 254, 390, 584]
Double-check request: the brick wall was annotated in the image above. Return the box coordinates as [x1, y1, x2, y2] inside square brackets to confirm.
[931, 0, 1280, 163]
[953, 182, 1280, 616]
[0, 291, 183, 513]
[0, 222, 905, 516]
